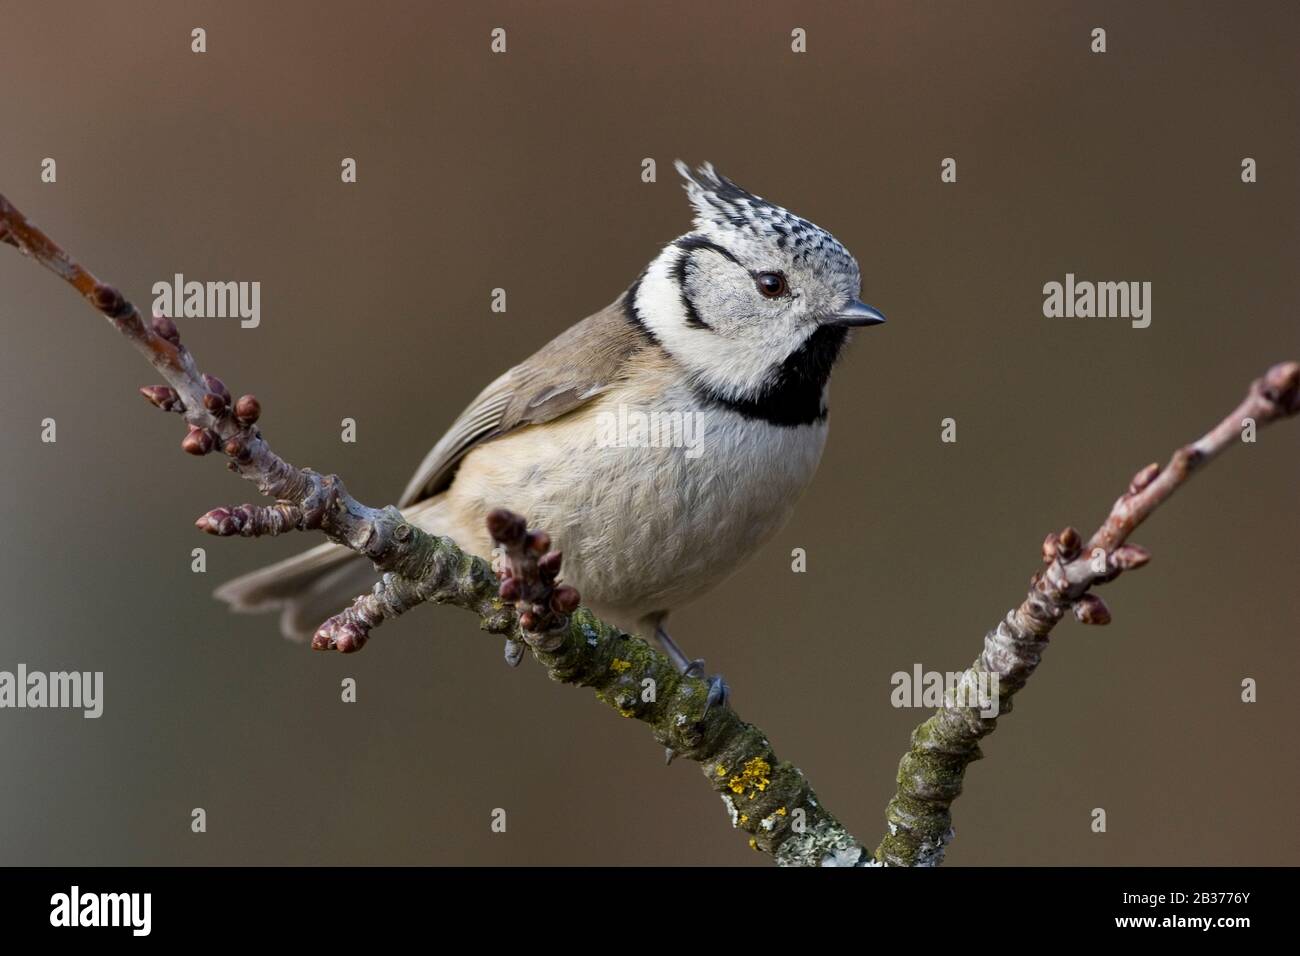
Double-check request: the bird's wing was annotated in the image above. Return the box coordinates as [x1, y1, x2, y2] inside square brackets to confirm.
[397, 294, 648, 507]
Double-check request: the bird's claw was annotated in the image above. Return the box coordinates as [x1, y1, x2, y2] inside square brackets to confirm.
[503, 637, 526, 668]
[682, 658, 730, 713]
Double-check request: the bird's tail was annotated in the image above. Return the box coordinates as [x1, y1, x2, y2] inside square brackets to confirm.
[213, 542, 377, 641]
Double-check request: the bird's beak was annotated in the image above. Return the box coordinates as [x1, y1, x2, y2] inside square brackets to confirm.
[826, 299, 887, 328]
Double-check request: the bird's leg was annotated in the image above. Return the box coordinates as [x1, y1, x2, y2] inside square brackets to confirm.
[654, 625, 729, 711]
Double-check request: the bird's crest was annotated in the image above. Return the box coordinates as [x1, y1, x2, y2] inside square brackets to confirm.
[673, 160, 854, 273]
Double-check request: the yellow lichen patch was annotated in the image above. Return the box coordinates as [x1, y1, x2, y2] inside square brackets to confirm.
[776, 807, 787, 816]
[748, 838, 758, 851]
[727, 756, 773, 800]
[618, 707, 635, 718]
[715, 765, 727, 778]
[744, 756, 772, 790]
[739, 814, 748, 824]
[610, 658, 632, 673]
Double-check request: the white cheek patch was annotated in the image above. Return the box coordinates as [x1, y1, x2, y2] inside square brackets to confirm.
[636, 243, 802, 401]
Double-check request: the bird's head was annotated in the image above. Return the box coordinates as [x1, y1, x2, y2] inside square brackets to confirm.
[628, 161, 885, 425]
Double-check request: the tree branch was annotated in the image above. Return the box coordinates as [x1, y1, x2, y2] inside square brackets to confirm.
[874, 361, 1300, 866]
[2, 191, 1295, 867]
[0, 192, 861, 864]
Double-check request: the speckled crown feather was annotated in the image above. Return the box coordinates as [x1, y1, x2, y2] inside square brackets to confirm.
[673, 160, 856, 278]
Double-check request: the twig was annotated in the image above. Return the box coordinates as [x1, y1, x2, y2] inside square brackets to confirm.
[874, 360, 1300, 866]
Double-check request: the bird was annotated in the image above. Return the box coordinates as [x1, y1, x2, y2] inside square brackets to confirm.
[215, 161, 886, 698]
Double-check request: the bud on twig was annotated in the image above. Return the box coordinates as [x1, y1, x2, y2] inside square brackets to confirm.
[182, 426, 216, 456]
[1129, 462, 1161, 495]
[139, 385, 184, 413]
[1263, 360, 1300, 413]
[538, 550, 563, 580]
[486, 509, 581, 636]
[486, 508, 526, 546]
[203, 374, 229, 401]
[223, 436, 251, 462]
[1073, 594, 1112, 626]
[195, 507, 232, 535]
[312, 618, 368, 653]
[1128, 465, 1159, 496]
[332, 621, 368, 653]
[234, 394, 261, 424]
[151, 314, 181, 346]
[91, 284, 130, 318]
[1111, 544, 1151, 571]
[1056, 527, 1082, 561]
[551, 585, 580, 614]
[202, 374, 231, 413]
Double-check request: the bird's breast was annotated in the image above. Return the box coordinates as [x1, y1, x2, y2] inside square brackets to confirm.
[444, 376, 829, 629]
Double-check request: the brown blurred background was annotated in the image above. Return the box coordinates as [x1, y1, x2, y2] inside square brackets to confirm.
[0, 1, 1296, 866]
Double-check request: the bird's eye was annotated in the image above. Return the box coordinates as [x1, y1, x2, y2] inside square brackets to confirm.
[755, 271, 788, 298]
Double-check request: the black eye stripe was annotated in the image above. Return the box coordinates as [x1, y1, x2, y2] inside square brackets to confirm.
[670, 237, 786, 325]
[671, 248, 692, 289]
[673, 250, 711, 330]
[673, 235, 740, 266]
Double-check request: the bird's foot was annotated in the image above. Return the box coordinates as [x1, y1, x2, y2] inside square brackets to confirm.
[664, 658, 730, 764]
[682, 657, 730, 713]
